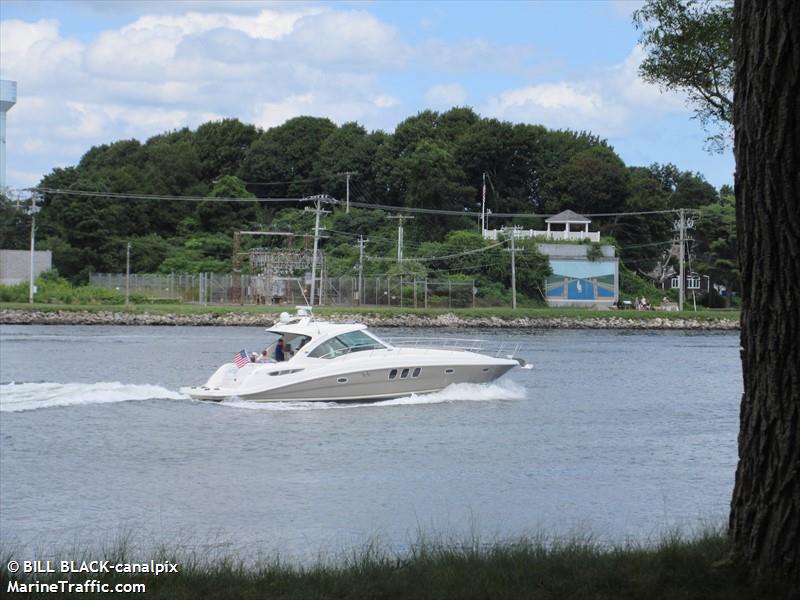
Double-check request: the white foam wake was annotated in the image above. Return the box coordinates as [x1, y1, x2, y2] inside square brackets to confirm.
[0, 382, 187, 413]
[378, 379, 526, 406]
[220, 380, 526, 411]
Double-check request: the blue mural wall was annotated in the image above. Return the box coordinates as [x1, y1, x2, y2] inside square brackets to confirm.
[545, 259, 616, 301]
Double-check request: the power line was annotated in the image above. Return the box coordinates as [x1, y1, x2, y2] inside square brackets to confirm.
[242, 177, 322, 186]
[25, 186, 700, 218]
[365, 239, 507, 263]
[29, 187, 311, 203]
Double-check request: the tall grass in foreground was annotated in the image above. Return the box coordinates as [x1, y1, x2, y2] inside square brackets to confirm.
[1, 528, 794, 599]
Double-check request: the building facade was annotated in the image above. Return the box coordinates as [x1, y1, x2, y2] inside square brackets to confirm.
[0, 249, 52, 285]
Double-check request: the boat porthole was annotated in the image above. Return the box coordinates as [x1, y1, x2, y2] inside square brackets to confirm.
[412, 368, 421, 378]
[445, 368, 455, 375]
[337, 377, 348, 384]
[482, 368, 490, 372]
[401, 368, 410, 379]
[389, 369, 398, 380]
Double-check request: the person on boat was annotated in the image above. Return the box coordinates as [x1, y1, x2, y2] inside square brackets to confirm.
[250, 352, 259, 363]
[274, 338, 286, 362]
[256, 349, 270, 363]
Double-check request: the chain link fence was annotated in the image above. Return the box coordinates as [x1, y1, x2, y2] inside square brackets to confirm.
[90, 273, 482, 308]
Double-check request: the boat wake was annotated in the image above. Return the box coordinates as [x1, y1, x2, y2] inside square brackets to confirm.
[220, 380, 526, 411]
[0, 382, 186, 413]
[0, 380, 526, 413]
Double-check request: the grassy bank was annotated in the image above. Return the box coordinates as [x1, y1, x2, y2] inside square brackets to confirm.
[1, 530, 791, 599]
[0, 302, 739, 322]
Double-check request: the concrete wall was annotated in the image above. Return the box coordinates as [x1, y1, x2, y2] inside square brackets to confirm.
[537, 244, 616, 258]
[0, 249, 52, 285]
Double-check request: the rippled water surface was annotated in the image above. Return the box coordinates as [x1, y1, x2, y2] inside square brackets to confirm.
[0, 324, 741, 560]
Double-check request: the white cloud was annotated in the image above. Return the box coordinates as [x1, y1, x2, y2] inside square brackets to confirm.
[484, 82, 627, 136]
[372, 95, 400, 108]
[119, 8, 315, 40]
[483, 45, 688, 137]
[411, 39, 535, 74]
[611, 0, 645, 18]
[0, 7, 412, 187]
[0, 19, 84, 88]
[0, 5, 702, 190]
[253, 93, 316, 129]
[287, 11, 406, 68]
[612, 45, 687, 110]
[425, 83, 467, 108]
[59, 101, 191, 140]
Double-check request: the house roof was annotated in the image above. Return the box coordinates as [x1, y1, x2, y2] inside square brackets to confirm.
[546, 209, 591, 224]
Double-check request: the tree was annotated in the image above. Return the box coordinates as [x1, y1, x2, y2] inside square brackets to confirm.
[730, 0, 799, 583]
[692, 197, 737, 307]
[196, 175, 259, 233]
[238, 116, 337, 197]
[547, 146, 630, 215]
[634, 0, 733, 150]
[612, 167, 672, 273]
[194, 119, 259, 181]
[0, 194, 29, 250]
[313, 123, 387, 202]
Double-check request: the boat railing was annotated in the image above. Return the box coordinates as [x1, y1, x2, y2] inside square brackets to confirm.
[385, 337, 522, 358]
[386, 337, 484, 352]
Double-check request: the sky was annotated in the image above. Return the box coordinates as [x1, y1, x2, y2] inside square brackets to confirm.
[0, 0, 734, 192]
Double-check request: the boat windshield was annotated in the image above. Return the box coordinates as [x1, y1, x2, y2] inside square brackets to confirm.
[263, 332, 312, 361]
[308, 330, 386, 359]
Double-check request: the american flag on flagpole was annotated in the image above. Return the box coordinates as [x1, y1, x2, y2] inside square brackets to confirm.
[233, 349, 249, 368]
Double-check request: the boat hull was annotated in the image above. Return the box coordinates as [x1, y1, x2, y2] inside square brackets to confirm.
[181, 360, 516, 403]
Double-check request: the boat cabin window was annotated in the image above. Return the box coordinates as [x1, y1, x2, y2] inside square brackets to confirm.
[388, 369, 398, 380]
[308, 330, 386, 359]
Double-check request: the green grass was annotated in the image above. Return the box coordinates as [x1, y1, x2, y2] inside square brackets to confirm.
[1, 530, 792, 599]
[0, 302, 739, 322]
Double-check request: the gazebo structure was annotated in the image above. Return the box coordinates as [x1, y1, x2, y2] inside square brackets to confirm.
[544, 210, 597, 241]
[482, 209, 600, 242]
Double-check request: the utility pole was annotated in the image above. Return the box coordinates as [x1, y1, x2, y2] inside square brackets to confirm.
[28, 193, 39, 304]
[356, 235, 368, 305]
[481, 172, 486, 234]
[125, 241, 131, 305]
[505, 226, 523, 310]
[678, 208, 685, 312]
[337, 171, 357, 213]
[232, 231, 242, 304]
[387, 214, 414, 262]
[510, 231, 517, 309]
[308, 195, 331, 307]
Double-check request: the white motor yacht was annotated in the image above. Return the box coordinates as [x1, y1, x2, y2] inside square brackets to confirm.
[181, 309, 523, 402]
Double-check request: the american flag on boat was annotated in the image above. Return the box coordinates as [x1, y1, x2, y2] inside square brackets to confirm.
[233, 349, 249, 368]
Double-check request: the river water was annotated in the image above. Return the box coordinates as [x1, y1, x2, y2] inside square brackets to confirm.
[0, 324, 741, 562]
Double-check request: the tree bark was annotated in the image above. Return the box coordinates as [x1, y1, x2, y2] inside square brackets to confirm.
[730, 0, 800, 583]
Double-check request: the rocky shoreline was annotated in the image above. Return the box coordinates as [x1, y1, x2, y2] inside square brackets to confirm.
[0, 309, 739, 330]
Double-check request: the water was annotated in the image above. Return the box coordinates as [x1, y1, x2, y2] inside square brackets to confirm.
[0, 324, 742, 561]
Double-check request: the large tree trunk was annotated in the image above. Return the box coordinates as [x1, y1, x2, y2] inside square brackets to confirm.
[730, 0, 800, 583]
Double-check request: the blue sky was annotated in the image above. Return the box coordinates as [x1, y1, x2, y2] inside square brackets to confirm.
[0, 0, 734, 191]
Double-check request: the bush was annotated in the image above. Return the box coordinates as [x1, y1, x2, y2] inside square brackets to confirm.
[619, 265, 671, 304]
[0, 282, 28, 302]
[0, 273, 128, 305]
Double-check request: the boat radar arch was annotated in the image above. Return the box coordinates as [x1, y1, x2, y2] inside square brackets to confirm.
[295, 306, 312, 317]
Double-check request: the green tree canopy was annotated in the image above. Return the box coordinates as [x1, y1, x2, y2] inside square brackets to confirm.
[634, 0, 733, 149]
